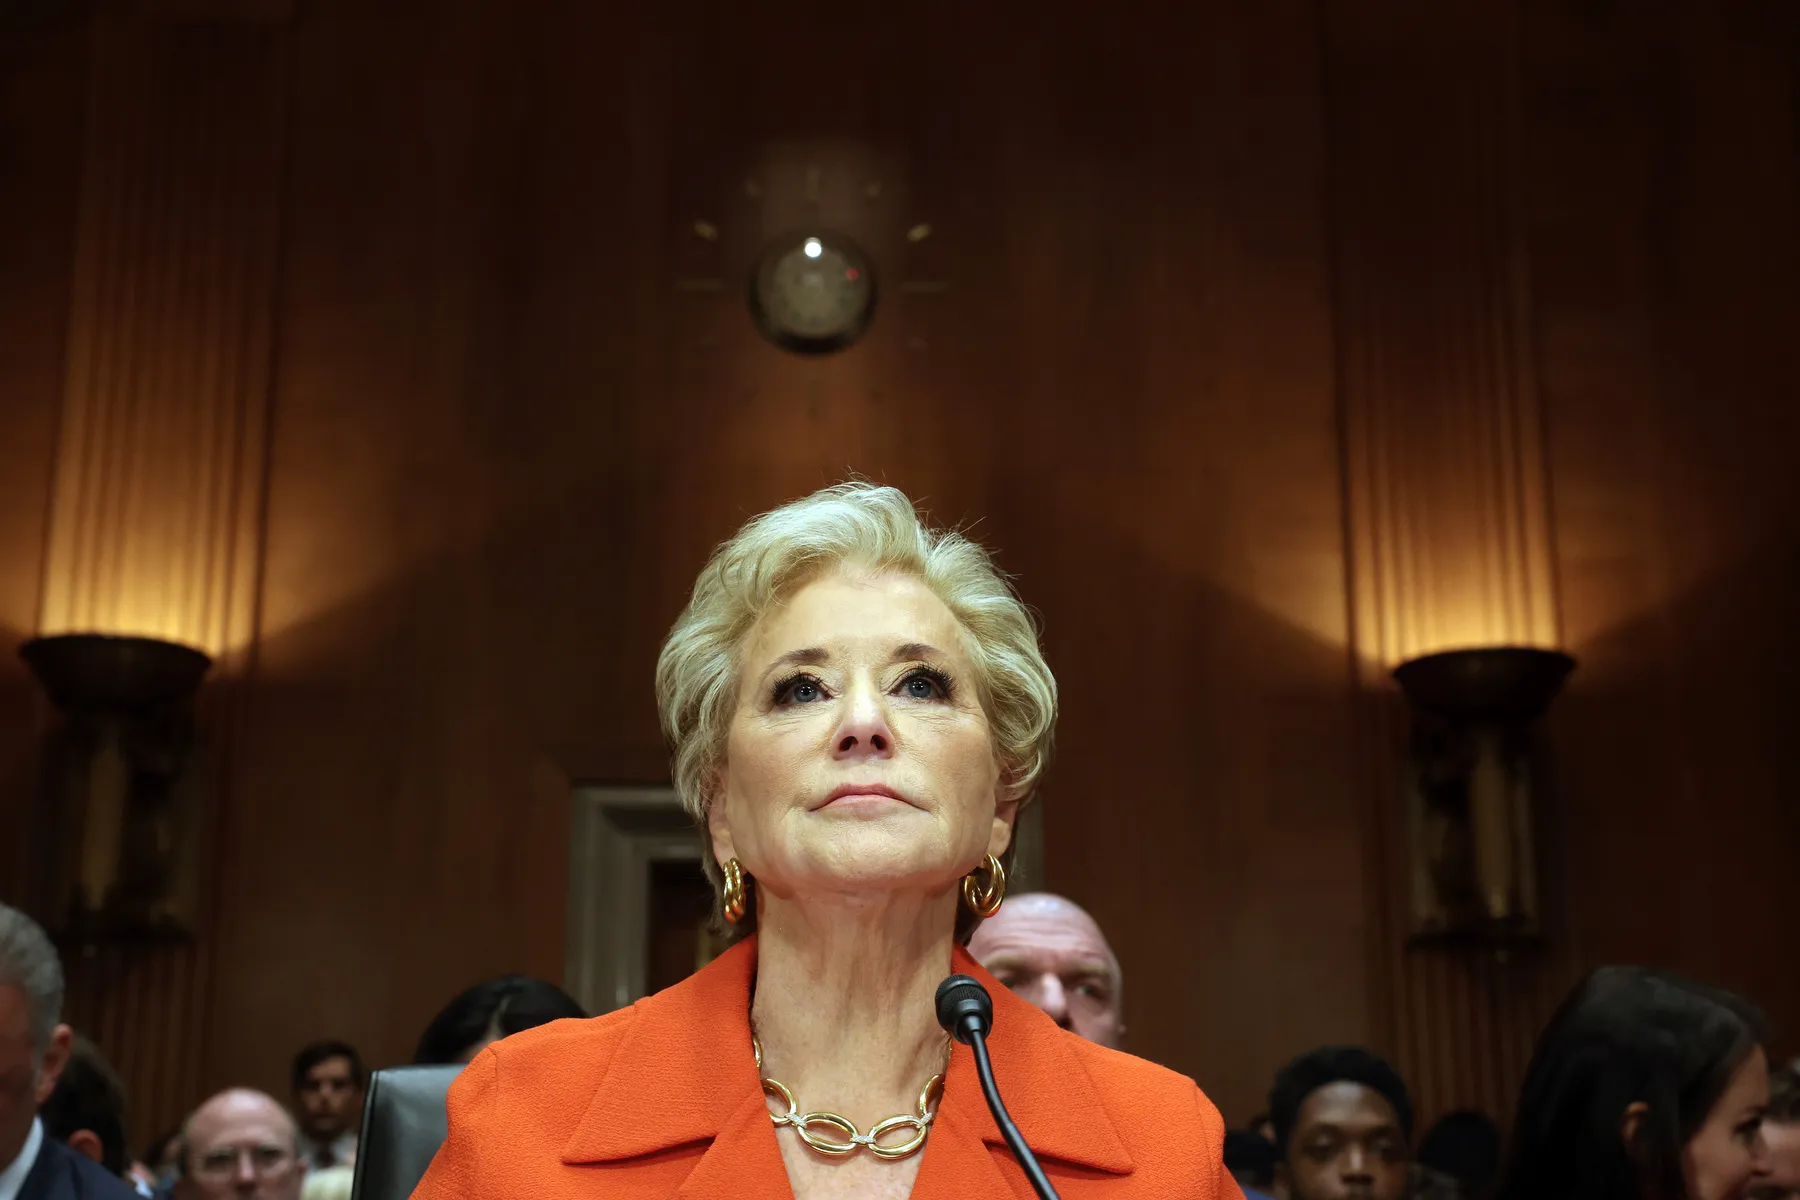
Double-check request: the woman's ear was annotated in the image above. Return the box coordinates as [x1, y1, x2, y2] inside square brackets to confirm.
[706, 774, 736, 866]
[987, 794, 1021, 859]
[1621, 1100, 1650, 1150]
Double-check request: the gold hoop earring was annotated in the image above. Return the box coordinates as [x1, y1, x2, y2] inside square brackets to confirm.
[722, 857, 749, 924]
[961, 853, 1006, 918]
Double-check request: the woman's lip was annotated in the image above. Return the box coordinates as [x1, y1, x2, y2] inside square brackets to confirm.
[817, 784, 912, 808]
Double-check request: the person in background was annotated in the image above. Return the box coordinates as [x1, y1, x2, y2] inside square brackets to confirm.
[1248, 1111, 1278, 1146]
[38, 1034, 147, 1194]
[0, 903, 137, 1200]
[1269, 1045, 1415, 1200]
[288, 1042, 363, 1170]
[1496, 966, 1768, 1200]
[410, 976, 585, 1065]
[297, 1167, 351, 1200]
[1753, 1063, 1800, 1200]
[1224, 1127, 1278, 1198]
[966, 891, 1125, 1049]
[172, 1090, 302, 1200]
[1418, 1111, 1502, 1200]
[138, 1133, 179, 1194]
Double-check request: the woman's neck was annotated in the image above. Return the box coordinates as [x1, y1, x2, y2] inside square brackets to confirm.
[749, 889, 959, 1126]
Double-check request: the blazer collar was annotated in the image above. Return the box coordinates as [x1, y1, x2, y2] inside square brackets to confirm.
[562, 936, 1134, 1176]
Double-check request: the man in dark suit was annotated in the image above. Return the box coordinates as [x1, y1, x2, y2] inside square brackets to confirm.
[0, 903, 137, 1200]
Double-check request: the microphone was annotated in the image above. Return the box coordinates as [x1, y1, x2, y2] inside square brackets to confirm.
[935, 974, 1063, 1200]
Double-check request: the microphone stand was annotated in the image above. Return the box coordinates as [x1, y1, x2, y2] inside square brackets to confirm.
[937, 975, 1063, 1200]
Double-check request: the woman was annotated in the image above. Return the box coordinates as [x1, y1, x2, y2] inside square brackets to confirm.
[1497, 966, 1770, 1200]
[412, 974, 587, 1064]
[411, 483, 1236, 1198]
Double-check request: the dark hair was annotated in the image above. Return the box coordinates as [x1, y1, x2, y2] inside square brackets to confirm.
[290, 1040, 366, 1092]
[1418, 1110, 1503, 1196]
[1496, 966, 1765, 1200]
[40, 1034, 129, 1177]
[1269, 1045, 1414, 1162]
[1225, 1128, 1279, 1190]
[412, 975, 587, 1065]
[1768, 1063, 1800, 1124]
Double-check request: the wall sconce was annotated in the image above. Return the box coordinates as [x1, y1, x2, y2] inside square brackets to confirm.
[1392, 647, 1575, 946]
[19, 633, 212, 943]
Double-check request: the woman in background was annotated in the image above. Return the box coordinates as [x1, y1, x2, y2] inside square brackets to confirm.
[411, 975, 586, 1065]
[1497, 966, 1770, 1200]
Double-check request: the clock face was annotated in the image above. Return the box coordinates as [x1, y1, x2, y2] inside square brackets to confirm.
[749, 232, 876, 354]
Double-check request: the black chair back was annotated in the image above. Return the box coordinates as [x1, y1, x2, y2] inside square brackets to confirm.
[349, 1065, 462, 1200]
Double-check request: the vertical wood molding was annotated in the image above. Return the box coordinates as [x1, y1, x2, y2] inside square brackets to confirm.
[37, 15, 289, 1143]
[1323, 1, 1571, 1122]
[37, 18, 286, 664]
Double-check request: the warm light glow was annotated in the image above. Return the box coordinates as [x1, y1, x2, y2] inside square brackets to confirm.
[803, 238, 823, 259]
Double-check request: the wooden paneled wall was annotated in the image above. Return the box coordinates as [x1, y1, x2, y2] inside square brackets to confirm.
[1324, 0, 1574, 1122]
[0, 0, 1795, 1147]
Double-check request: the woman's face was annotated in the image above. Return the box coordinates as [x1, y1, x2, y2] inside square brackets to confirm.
[1685, 1045, 1771, 1200]
[710, 569, 1014, 910]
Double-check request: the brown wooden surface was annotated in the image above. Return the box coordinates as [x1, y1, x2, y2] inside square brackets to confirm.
[0, 0, 1794, 1145]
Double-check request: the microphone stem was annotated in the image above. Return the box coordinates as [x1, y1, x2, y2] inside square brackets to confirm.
[966, 1027, 1062, 1200]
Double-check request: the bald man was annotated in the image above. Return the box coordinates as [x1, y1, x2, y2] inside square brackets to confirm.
[175, 1090, 303, 1200]
[967, 892, 1125, 1049]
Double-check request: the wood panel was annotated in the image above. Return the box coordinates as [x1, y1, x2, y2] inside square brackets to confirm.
[1323, 0, 1576, 1122]
[0, 19, 87, 903]
[1526, 0, 1800, 1045]
[22, 14, 290, 1145]
[37, 19, 285, 662]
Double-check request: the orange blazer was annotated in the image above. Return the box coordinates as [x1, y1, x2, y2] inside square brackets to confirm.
[410, 937, 1244, 1198]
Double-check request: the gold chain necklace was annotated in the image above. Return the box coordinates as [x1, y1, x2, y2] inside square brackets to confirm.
[752, 1034, 949, 1161]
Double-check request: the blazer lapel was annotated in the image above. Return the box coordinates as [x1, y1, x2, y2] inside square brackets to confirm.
[561, 938, 765, 1164]
[909, 1091, 1026, 1199]
[674, 1089, 796, 1200]
[558, 938, 1133, 1199]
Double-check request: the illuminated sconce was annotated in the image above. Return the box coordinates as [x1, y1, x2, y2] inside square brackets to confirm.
[1392, 647, 1575, 945]
[19, 633, 213, 943]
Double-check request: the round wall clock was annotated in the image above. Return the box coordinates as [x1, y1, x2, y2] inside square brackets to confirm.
[748, 231, 877, 355]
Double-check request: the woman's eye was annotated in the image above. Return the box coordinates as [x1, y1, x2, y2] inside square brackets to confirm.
[774, 675, 827, 704]
[899, 668, 950, 700]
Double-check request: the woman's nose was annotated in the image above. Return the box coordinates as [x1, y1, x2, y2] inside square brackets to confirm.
[832, 680, 894, 758]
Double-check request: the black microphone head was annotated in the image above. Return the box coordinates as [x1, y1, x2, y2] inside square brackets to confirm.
[936, 974, 993, 1044]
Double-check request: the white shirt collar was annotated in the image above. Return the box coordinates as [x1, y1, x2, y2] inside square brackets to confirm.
[300, 1130, 358, 1169]
[0, 1118, 44, 1200]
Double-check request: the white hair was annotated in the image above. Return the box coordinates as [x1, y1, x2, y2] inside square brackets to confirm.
[655, 482, 1058, 928]
[0, 903, 64, 1053]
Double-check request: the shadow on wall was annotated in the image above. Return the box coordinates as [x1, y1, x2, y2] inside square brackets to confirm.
[1553, 536, 1800, 1042]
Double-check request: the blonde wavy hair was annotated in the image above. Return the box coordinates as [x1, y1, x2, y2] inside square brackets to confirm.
[655, 482, 1058, 939]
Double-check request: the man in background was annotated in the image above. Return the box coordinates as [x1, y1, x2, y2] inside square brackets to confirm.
[1268, 1045, 1414, 1200]
[0, 902, 136, 1199]
[173, 1091, 302, 1200]
[38, 1034, 149, 1194]
[1753, 1063, 1800, 1199]
[966, 892, 1125, 1049]
[288, 1044, 362, 1170]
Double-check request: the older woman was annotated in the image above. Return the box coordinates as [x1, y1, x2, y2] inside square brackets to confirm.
[410, 483, 1237, 1199]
